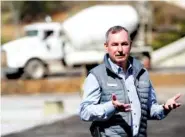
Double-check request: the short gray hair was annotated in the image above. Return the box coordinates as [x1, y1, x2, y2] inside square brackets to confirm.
[105, 25, 131, 43]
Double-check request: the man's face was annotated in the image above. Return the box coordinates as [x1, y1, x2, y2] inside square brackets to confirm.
[104, 30, 131, 65]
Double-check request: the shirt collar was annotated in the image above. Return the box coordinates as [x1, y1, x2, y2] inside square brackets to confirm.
[108, 58, 132, 75]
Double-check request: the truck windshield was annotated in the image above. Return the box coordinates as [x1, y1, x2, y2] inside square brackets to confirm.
[25, 30, 38, 36]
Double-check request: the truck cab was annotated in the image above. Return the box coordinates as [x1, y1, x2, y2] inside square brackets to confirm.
[24, 22, 62, 40]
[1, 22, 65, 79]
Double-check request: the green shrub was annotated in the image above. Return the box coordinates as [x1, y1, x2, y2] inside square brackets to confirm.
[151, 19, 185, 50]
[1, 36, 11, 45]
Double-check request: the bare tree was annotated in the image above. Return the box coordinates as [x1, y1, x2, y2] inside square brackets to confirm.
[8, 1, 23, 38]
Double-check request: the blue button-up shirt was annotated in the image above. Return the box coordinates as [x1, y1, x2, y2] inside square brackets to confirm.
[110, 59, 141, 136]
[79, 58, 165, 136]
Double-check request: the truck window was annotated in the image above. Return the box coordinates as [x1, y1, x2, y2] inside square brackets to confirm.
[43, 30, 54, 40]
[26, 30, 38, 36]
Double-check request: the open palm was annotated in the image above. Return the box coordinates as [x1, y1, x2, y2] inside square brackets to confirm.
[164, 93, 182, 110]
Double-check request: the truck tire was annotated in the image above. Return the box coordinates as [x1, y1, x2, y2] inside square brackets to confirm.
[23, 59, 48, 79]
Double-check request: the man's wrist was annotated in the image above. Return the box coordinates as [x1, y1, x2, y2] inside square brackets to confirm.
[162, 103, 171, 115]
[105, 101, 116, 114]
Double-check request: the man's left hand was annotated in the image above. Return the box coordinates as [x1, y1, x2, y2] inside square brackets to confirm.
[163, 93, 182, 110]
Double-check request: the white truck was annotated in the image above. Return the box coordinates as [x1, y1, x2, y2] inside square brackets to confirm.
[1, 5, 152, 79]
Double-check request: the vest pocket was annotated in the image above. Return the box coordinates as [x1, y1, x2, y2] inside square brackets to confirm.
[101, 89, 125, 102]
[104, 125, 128, 136]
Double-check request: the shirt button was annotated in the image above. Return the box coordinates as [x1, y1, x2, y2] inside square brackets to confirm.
[130, 101, 132, 103]
[135, 125, 137, 128]
[134, 113, 136, 115]
[127, 90, 129, 92]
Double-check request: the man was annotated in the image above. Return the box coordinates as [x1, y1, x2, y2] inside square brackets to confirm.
[79, 26, 182, 137]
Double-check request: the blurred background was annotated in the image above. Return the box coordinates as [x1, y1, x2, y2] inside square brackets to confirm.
[1, 1, 185, 137]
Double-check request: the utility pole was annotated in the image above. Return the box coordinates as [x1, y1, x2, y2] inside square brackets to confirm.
[9, 1, 22, 39]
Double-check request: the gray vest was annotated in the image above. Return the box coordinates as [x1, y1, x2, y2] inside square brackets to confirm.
[90, 55, 150, 137]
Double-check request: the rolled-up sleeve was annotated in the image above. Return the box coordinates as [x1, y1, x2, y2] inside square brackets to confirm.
[79, 73, 116, 121]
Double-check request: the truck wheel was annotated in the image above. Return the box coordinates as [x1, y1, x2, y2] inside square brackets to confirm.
[23, 59, 48, 79]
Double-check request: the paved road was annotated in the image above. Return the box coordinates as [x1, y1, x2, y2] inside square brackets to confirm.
[2, 105, 185, 137]
[2, 87, 185, 137]
[1, 93, 81, 136]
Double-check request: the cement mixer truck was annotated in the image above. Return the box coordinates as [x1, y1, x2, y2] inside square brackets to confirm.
[1, 5, 152, 79]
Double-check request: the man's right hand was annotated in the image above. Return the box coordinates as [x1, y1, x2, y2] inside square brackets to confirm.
[112, 94, 131, 112]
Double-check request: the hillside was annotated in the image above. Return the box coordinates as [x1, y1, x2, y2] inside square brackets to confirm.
[1, 1, 185, 50]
